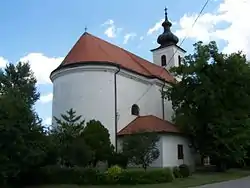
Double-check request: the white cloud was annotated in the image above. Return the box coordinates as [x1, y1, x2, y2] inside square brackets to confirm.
[123, 33, 137, 44]
[102, 19, 122, 38]
[43, 117, 52, 125]
[19, 53, 64, 84]
[0, 57, 8, 68]
[147, 19, 164, 35]
[139, 36, 144, 40]
[175, 0, 250, 58]
[39, 93, 53, 103]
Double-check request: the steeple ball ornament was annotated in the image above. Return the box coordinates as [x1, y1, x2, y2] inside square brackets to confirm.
[157, 7, 179, 47]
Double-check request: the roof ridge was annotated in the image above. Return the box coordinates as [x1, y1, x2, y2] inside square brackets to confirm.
[56, 32, 175, 83]
[61, 33, 87, 65]
[117, 114, 180, 136]
[88, 34, 156, 75]
[93, 35, 116, 62]
[125, 51, 152, 75]
[84, 33, 167, 71]
[141, 115, 175, 124]
[123, 48, 173, 79]
[118, 116, 140, 132]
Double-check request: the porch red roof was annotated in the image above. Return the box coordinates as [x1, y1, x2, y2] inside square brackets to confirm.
[117, 115, 180, 136]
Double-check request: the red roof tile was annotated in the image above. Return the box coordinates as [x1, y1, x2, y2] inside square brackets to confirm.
[117, 115, 180, 136]
[57, 32, 175, 82]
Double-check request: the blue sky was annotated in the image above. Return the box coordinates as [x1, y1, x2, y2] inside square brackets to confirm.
[0, 0, 249, 125]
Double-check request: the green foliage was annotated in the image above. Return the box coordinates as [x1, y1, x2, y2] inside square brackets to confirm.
[122, 131, 160, 170]
[173, 166, 182, 178]
[83, 119, 114, 166]
[105, 165, 123, 183]
[53, 108, 85, 138]
[19, 165, 101, 186]
[0, 62, 40, 107]
[106, 165, 123, 176]
[0, 62, 47, 185]
[117, 168, 174, 185]
[179, 164, 190, 177]
[165, 41, 250, 169]
[19, 166, 174, 186]
[52, 109, 91, 167]
[107, 152, 128, 168]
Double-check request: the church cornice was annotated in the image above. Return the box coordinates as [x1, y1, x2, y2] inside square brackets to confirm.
[151, 44, 186, 53]
[50, 61, 170, 87]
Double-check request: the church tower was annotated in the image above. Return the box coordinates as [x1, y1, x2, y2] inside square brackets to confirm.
[151, 8, 186, 70]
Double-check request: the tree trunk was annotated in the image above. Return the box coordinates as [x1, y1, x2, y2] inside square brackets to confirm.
[93, 159, 98, 167]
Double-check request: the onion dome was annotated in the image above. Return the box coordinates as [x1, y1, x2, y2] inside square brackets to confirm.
[157, 7, 179, 46]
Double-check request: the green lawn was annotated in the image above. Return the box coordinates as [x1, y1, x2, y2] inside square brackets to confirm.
[30, 169, 250, 188]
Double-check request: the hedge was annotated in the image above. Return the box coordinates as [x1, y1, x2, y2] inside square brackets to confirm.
[107, 152, 128, 168]
[179, 164, 191, 177]
[172, 166, 183, 178]
[19, 165, 175, 186]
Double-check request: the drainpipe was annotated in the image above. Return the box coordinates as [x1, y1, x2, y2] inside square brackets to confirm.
[161, 82, 166, 120]
[114, 66, 120, 152]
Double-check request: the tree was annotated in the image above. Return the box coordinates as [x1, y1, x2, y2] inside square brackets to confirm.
[0, 62, 39, 107]
[67, 137, 92, 167]
[53, 108, 85, 139]
[52, 108, 91, 167]
[0, 62, 47, 184]
[83, 120, 114, 167]
[122, 131, 160, 170]
[165, 41, 250, 171]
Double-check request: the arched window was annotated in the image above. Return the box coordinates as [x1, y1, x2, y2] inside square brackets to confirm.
[131, 104, 140, 116]
[178, 55, 182, 66]
[161, 55, 167, 66]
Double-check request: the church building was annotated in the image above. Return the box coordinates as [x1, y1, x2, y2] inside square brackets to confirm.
[50, 9, 195, 168]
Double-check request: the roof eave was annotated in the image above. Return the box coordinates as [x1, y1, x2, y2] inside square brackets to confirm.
[151, 44, 186, 53]
[50, 61, 172, 84]
[117, 130, 183, 137]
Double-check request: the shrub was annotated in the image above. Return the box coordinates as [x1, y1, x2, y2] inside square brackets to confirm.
[108, 152, 128, 168]
[26, 165, 101, 185]
[172, 166, 182, 178]
[179, 164, 190, 177]
[106, 165, 123, 184]
[106, 165, 123, 175]
[117, 168, 174, 185]
[20, 165, 175, 186]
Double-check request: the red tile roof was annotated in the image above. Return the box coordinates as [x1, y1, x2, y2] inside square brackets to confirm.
[56, 32, 175, 83]
[117, 115, 180, 136]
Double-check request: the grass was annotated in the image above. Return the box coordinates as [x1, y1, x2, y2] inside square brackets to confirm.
[30, 169, 250, 188]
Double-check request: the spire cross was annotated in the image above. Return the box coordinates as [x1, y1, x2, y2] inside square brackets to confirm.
[84, 26, 88, 32]
[164, 7, 168, 19]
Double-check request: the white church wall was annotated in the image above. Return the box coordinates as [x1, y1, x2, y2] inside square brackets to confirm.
[149, 136, 163, 167]
[51, 66, 116, 145]
[152, 45, 185, 70]
[116, 72, 165, 131]
[164, 92, 174, 122]
[117, 136, 163, 168]
[161, 134, 195, 168]
[51, 65, 175, 148]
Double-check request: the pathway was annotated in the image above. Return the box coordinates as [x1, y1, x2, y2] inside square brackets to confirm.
[193, 176, 250, 188]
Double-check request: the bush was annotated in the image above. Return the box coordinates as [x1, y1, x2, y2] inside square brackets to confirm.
[117, 168, 174, 185]
[179, 164, 190, 177]
[19, 165, 175, 186]
[107, 152, 128, 168]
[172, 166, 182, 178]
[106, 165, 123, 184]
[20, 165, 102, 186]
